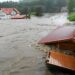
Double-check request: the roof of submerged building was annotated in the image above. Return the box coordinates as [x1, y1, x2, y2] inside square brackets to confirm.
[39, 26, 75, 44]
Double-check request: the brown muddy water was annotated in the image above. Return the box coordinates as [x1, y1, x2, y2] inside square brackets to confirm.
[0, 15, 71, 75]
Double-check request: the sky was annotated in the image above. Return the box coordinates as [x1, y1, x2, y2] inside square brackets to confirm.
[0, 0, 19, 2]
[0, 0, 38, 2]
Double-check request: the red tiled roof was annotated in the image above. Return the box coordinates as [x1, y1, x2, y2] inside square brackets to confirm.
[0, 8, 20, 15]
[39, 26, 75, 44]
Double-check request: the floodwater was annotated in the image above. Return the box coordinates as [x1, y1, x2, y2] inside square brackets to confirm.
[0, 13, 70, 75]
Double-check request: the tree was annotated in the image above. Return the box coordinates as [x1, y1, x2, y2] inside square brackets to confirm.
[35, 6, 43, 16]
[68, 0, 75, 14]
[0, 0, 67, 14]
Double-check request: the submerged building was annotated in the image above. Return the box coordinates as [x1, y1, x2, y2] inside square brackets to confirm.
[0, 8, 25, 19]
[39, 26, 75, 73]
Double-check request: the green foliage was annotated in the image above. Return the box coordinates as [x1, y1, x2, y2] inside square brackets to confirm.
[35, 6, 43, 16]
[31, 12, 36, 15]
[68, 0, 74, 14]
[68, 12, 75, 21]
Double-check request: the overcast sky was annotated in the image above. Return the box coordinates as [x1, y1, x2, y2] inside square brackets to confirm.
[0, 0, 38, 2]
[0, 0, 19, 2]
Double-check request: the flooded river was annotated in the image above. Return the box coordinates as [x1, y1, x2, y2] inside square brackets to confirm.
[0, 14, 70, 75]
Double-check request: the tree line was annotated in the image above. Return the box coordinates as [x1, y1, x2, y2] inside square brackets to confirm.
[0, 0, 67, 15]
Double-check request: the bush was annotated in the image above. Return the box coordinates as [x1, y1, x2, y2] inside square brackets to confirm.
[35, 6, 43, 16]
[68, 12, 75, 21]
[31, 12, 36, 15]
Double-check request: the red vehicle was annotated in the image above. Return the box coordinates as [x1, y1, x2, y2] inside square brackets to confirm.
[39, 26, 75, 73]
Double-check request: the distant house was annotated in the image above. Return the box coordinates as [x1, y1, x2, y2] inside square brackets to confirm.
[0, 8, 28, 19]
[0, 8, 21, 19]
[0, 8, 20, 15]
